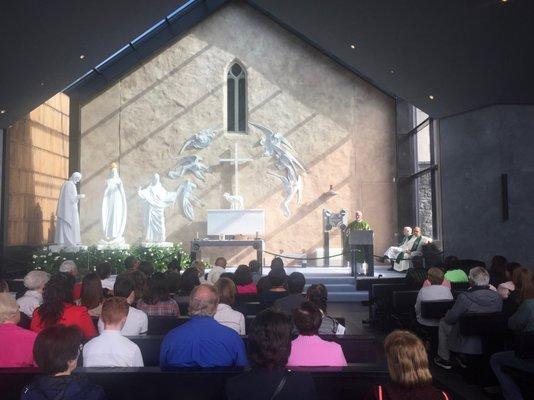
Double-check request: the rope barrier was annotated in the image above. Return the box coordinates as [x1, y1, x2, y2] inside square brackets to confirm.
[262, 249, 360, 261]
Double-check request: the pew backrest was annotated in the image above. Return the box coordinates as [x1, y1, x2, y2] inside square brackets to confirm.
[129, 334, 380, 366]
[0, 364, 390, 400]
[421, 300, 455, 319]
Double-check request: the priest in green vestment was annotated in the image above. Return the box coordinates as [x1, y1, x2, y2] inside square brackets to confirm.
[344, 211, 371, 267]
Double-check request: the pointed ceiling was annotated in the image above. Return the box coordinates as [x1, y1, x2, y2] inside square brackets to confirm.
[1, 0, 533, 128]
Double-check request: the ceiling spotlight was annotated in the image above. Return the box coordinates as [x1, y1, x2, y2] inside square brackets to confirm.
[501, 0, 508, 2]
[389, 69, 395, 74]
[79, 54, 85, 59]
[428, 95, 435, 100]
[350, 44, 356, 49]
[0, 109, 5, 114]
[40, 82, 45, 86]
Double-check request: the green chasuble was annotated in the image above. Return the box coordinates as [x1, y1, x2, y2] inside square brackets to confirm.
[344, 220, 371, 263]
[395, 235, 423, 262]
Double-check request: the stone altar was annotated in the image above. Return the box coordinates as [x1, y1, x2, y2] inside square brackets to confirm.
[207, 209, 265, 236]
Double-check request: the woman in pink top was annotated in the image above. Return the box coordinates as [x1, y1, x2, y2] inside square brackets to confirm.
[0, 293, 36, 367]
[287, 301, 347, 367]
[234, 265, 258, 295]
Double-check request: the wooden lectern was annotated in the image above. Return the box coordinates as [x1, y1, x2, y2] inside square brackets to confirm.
[348, 230, 374, 276]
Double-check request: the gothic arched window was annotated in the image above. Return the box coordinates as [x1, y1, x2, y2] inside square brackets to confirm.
[227, 62, 247, 133]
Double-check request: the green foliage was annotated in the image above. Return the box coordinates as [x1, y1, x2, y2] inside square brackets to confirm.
[32, 244, 190, 275]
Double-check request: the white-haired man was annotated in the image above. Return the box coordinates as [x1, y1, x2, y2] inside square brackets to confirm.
[384, 226, 430, 272]
[59, 260, 82, 299]
[434, 267, 502, 370]
[159, 284, 247, 367]
[17, 270, 50, 318]
[382, 226, 412, 262]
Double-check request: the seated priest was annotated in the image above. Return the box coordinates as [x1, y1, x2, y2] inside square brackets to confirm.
[384, 226, 431, 272]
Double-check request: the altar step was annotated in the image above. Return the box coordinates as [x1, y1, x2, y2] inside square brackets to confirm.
[302, 275, 366, 303]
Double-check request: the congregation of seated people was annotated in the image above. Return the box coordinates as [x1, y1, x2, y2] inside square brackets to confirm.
[370, 252, 534, 400]
[1, 252, 533, 400]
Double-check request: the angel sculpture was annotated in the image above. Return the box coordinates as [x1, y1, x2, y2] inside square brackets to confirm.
[177, 179, 203, 221]
[179, 128, 217, 154]
[249, 122, 295, 157]
[250, 121, 305, 217]
[268, 171, 302, 218]
[168, 155, 209, 182]
[223, 192, 244, 210]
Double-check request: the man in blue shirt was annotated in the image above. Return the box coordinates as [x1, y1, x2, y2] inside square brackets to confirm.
[159, 284, 248, 368]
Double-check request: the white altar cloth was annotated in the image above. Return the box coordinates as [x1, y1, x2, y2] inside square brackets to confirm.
[207, 209, 265, 236]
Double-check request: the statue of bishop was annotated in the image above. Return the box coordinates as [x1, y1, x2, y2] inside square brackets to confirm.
[102, 163, 127, 243]
[138, 173, 178, 243]
[55, 172, 85, 246]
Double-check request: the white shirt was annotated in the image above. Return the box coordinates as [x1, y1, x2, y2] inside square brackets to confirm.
[101, 276, 116, 291]
[98, 306, 148, 336]
[83, 330, 144, 367]
[17, 290, 42, 318]
[207, 266, 225, 285]
[415, 285, 454, 326]
[214, 303, 246, 335]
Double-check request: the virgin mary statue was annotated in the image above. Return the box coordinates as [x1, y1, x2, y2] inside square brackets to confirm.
[138, 173, 178, 243]
[102, 163, 127, 243]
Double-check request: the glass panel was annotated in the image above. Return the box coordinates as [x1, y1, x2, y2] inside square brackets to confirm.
[238, 77, 246, 132]
[227, 77, 235, 131]
[416, 123, 431, 171]
[415, 107, 428, 127]
[415, 172, 433, 238]
[231, 63, 242, 77]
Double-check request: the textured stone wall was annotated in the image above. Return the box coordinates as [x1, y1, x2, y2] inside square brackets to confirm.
[79, 2, 396, 265]
[417, 163, 433, 237]
[440, 105, 534, 265]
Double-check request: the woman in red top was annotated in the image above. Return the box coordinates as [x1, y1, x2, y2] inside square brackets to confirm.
[234, 265, 258, 295]
[31, 273, 97, 340]
[364, 330, 450, 400]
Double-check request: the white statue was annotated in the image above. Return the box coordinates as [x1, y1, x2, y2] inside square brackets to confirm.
[101, 163, 127, 243]
[250, 122, 305, 217]
[223, 192, 244, 210]
[179, 128, 217, 153]
[177, 179, 203, 221]
[267, 172, 302, 217]
[169, 155, 209, 182]
[55, 172, 85, 246]
[138, 173, 178, 243]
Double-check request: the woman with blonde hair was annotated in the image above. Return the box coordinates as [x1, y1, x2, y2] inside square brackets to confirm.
[213, 277, 245, 334]
[365, 330, 450, 400]
[191, 260, 208, 284]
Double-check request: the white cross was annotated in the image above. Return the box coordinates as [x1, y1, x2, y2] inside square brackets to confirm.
[219, 143, 252, 197]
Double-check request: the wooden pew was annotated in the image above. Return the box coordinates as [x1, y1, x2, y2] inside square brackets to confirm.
[129, 333, 373, 367]
[0, 364, 390, 400]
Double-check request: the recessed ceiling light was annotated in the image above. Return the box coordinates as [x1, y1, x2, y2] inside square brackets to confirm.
[501, 0, 508, 3]
[389, 69, 395, 74]
[350, 44, 356, 49]
[0, 109, 5, 114]
[428, 95, 435, 100]
[79, 54, 85, 59]
[40, 82, 45, 86]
